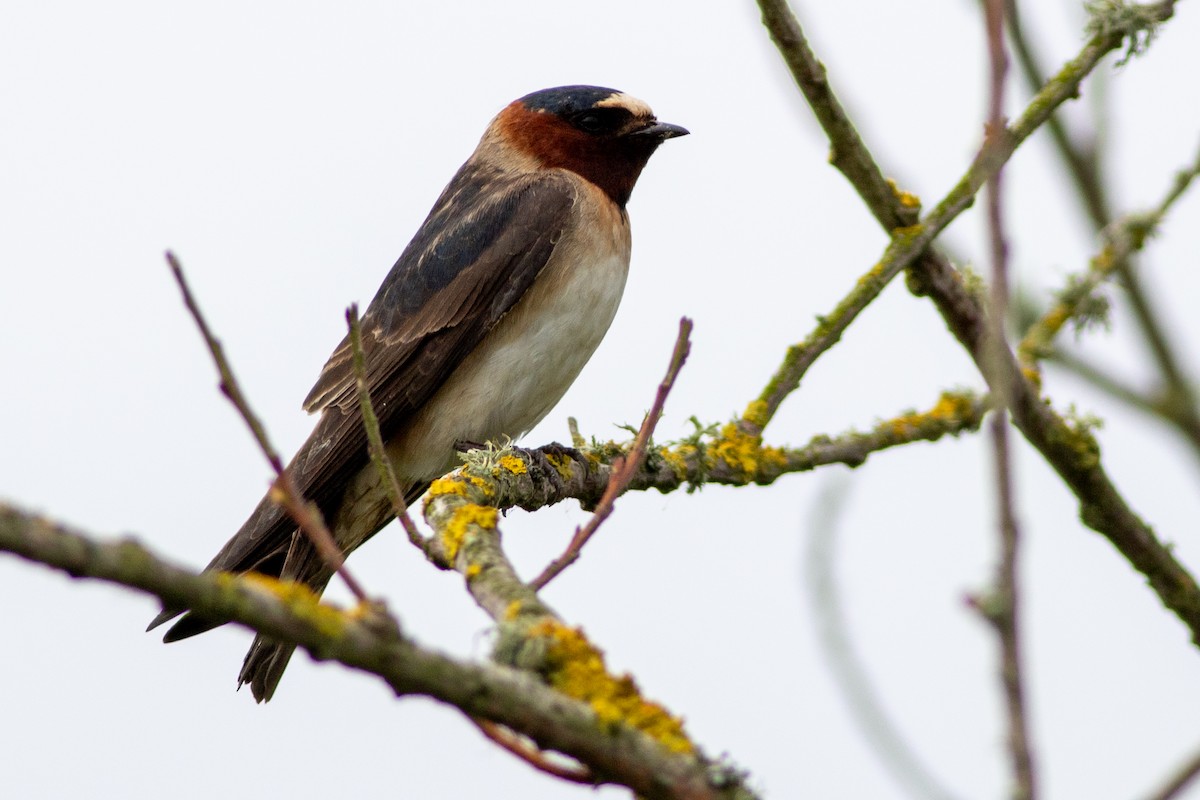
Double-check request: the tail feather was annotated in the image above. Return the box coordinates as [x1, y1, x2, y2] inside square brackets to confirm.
[239, 635, 298, 703]
[150, 478, 429, 700]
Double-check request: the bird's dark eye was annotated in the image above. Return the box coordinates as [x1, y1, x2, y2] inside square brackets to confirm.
[568, 108, 628, 136]
[575, 113, 604, 133]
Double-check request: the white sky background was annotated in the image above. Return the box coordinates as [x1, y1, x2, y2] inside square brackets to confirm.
[3, 1, 1200, 798]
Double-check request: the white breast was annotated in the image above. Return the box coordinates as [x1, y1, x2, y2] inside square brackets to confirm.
[389, 179, 632, 481]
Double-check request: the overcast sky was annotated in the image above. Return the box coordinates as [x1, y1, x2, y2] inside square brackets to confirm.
[4, 2, 1200, 798]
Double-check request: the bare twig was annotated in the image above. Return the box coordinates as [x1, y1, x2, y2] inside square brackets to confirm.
[1140, 742, 1200, 800]
[1003, 0, 1112, 228]
[980, 3, 1037, 798]
[166, 251, 369, 603]
[345, 304, 431, 557]
[472, 719, 598, 786]
[530, 318, 693, 590]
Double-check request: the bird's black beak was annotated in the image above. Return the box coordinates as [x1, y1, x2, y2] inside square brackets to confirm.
[630, 121, 690, 140]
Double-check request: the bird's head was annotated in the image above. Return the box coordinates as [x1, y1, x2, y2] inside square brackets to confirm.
[488, 85, 688, 207]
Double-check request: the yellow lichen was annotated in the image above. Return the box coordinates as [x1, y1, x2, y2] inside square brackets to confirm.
[440, 503, 499, 563]
[544, 451, 575, 482]
[892, 223, 925, 241]
[887, 178, 922, 209]
[930, 391, 974, 421]
[1040, 303, 1071, 338]
[658, 444, 692, 482]
[239, 573, 347, 638]
[466, 473, 495, 498]
[856, 261, 888, 289]
[497, 454, 527, 475]
[886, 413, 921, 439]
[880, 392, 979, 440]
[708, 423, 785, 478]
[528, 620, 694, 754]
[741, 399, 770, 430]
[465, 563, 482, 580]
[1021, 363, 1043, 391]
[504, 600, 523, 621]
[428, 477, 469, 498]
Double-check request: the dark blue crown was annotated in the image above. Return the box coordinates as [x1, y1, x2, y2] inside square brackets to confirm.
[518, 85, 621, 115]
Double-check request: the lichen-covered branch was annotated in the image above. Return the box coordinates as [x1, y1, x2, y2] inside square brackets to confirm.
[440, 390, 989, 515]
[0, 501, 756, 800]
[758, 0, 1200, 647]
[420, 479, 705, 765]
[1003, 0, 1112, 229]
[914, 250, 1200, 644]
[1020, 145, 1200, 375]
[748, 0, 1175, 437]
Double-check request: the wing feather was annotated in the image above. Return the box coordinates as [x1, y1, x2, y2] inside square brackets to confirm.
[196, 165, 577, 581]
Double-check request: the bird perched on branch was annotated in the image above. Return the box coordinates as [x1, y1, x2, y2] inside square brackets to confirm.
[148, 85, 688, 701]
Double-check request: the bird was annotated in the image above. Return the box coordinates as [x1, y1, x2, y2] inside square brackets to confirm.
[148, 85, 688, 702]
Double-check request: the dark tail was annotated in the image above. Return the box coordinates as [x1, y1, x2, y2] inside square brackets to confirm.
[238, 636, 299, 703]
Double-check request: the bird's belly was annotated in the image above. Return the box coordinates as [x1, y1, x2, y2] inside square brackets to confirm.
[389, 245, 630, 481]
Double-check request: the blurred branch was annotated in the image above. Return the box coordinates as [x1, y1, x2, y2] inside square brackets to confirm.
[531, 318, 692, 590]
[1006, 0, 1200, 459]
[472, 719, 597, 786]
[166, 251, 369, 604]
[1141, 743, 1200, 800]
[0, 501, 756, 800]
[805, 479, 961, 800]
[979, 3, 1038, 797]
[1004, 0, 1112, 228]
[1022, 145, 1200, 462]
[1048, 349, 1156, 414]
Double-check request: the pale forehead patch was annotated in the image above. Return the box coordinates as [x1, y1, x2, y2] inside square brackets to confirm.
[596, 92, 654, 119]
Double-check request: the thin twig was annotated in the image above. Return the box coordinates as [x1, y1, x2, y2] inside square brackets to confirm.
[1003, 0, 1112, 228]
[165, 251, 369, 603]
[980, 3, 1037, 798]
[529, 318, 693, 591]
[472, 719, 598, 786]
[345, 304, 432, 557]
[1140, 742, 1200, 800]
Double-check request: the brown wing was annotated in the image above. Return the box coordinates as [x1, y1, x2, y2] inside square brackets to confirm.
[150, 166, 578, 636]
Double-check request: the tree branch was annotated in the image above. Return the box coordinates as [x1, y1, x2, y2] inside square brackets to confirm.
[0, 501, 757, 800]
[757, 0, 1200, 648]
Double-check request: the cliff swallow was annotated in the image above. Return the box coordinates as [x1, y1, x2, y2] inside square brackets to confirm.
[149, 85, 687, 701]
